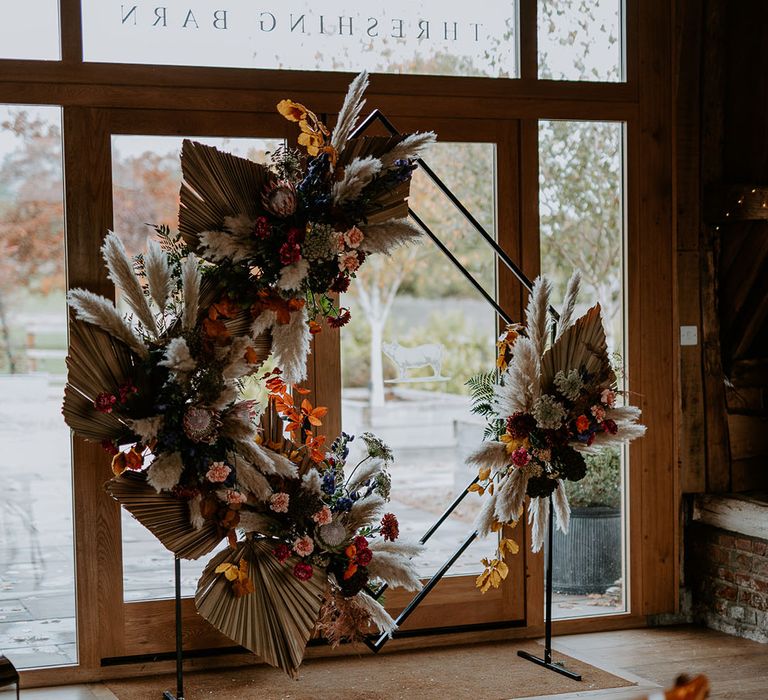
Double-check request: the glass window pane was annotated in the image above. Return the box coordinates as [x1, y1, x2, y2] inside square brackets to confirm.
[82, 1, 519, 78]
[341, 142, 497, 577]
[0, 2, 60, 60]
[538, 119, 627, 618]
[538, 0, 622, 82]
[0, 105, 76, 668]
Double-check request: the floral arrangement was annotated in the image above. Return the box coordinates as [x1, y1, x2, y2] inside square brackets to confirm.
[176, 70, 434, 383]
[466, 273, 645, 591]
[62, 72, 425, 676]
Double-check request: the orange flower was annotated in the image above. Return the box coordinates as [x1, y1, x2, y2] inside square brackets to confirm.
[276, 99, 309, 122]
[309, 320, 323, 335]
[576, 415, 590, 433]
[305, 434, 327, 463]
[203, 316, 229, 340]
[343, 562, 358, 580]
[345, 544, 357, 560]
[301, 399, 328, 427]
[244, 346, 261, 365]
[251, 290, 305, 325]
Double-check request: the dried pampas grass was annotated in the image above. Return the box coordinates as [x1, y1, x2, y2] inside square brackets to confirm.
[528, 497, 550, 553]
[552, 479, 570, 534]
[466, 441, 509, 472]
[346, 494, 386, 531]
[473, 489, 500, 538]
[380, 131, 437, 168]
[331, 70, 369, 151]
[494, 467, 528, 524]
[332, 156, 383, 204]
[346, 458, 384, 492]
[127, 416, 164, 443]
[181, 256, 200, 331]
[234, 459, 273, 500]
[366, 550, 422, 591]
[556, 271, 581, 340]
[526, 276, 551, 360]
[159, 336, 196, 373]
[143, 238, 173, 313]
[353, 591, 397, 637]
[271, 307, 311, 384]
[359, 218, 421, 255]
[102, 232, 158, 337]
[147, 451, 184, 492]
[67, 288, 149, 359]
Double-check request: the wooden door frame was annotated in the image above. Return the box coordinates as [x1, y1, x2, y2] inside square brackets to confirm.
[1, 0, 678, 688]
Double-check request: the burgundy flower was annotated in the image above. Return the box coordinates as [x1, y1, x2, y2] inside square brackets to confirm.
[506, 412, 537, 439]
[356, 548, 373, 567]
[118, 382, 138, 403]
[293, 562, 314, 581]
[330, 274, 351, 293]
[603, 418, 618, 435]
[94, 392, 117, 414]
[279, 241, 301, 265]
[100, 439, 119, 456]
[380, 512, 399, 541]
[353, 535, 369, 550]
[511, 447, 531, 467]
[285, 226, 305, 246]
[327, 308, 351, 329]
[254, 216, 271, 239]
[273, 543, 291, 563]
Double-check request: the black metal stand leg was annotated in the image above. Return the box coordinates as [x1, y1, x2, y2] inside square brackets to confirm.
[163, 556, 185, 699]
[517, 495, 582, 682]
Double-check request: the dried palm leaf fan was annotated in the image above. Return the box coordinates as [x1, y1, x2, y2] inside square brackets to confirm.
[195, 538, 327, 677]
[105, 471, 223, 560]
[540, 304, 615, 392]
[178, 140, 271, 252]
[62, 319, 139, 443]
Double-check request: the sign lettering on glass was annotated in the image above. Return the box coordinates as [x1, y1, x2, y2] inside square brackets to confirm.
[80, 2, 518, 77]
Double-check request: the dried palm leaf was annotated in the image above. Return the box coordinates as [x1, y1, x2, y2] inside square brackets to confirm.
[179, 140, 271, 251]
[195, 538, 327, 677]
[106, 470, 223, 560]
[540, 304, 615, 392]
[62, 320, 138, 443]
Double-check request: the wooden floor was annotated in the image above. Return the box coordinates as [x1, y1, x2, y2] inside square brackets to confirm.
[2, 625, 766, 699]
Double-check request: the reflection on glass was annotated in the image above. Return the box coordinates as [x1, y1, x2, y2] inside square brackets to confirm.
[111, 135, 282, 601]
[538, 0, 622, 82]
[539, 119, 626, 618]
[83, 1, 518, 78]
[341, 142, 497, 577]
[0, 2, 60, 60]
[0, 106, 76, 668]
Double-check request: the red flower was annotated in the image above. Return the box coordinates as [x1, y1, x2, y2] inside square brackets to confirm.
[575, 415, 591, 433]
[293, 562, 314, 581]
[327, 308, 351, 328]
[603, 418, 618, 435]
[353, 535, 369, 550]
[100, 439, 119, 456]
[118, 382, 138, 403]
[279, 241, 301, 265]
[511, 447, 531, 467]
[286, 226, 305, 245]
[330, 274, 350, 293]
[506, 412, 536, 440]
[380, 513, 399, 541]
[273, 543, 291, 563]
[254, 216, 271, 239]
[356, 548, 373, 567]
[94, 392, 117, 414]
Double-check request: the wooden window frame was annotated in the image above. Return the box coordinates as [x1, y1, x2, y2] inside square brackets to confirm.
[0, 0, 678, 687]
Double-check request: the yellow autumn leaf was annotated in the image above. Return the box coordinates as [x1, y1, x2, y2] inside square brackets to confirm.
[489, 483, 495, 495]
[468, 483, 483, 493]
[497, 560, 509, 578]
[490, 520, 504, 533]
[215, 563, 239, 581]
[500, 538, 520, 556]
[478, 467, 491, 481]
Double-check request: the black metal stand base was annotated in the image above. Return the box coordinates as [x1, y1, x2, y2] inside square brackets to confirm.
[516, 650, 582, 681]
[162, 556, 185, 699]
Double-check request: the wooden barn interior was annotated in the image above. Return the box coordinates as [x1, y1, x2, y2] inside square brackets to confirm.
[0, 1, 766, 699]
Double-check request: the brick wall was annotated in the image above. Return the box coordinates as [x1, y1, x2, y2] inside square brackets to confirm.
[686, 523, 768, 642]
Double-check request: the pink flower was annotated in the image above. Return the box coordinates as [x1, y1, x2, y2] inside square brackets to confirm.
[343, 226, 365, 249]
[511, 447, 531, 467]
[331, 231, 346, 254]
[293, 562, 314, 581]
[312, 506, 333, 525]
[591, 405, 606, 422]
[338, 250, 361, 272]
[293, 535, 315, 557]
[224, 490, 247, 505]
[269, 492, 290, 513]
[601, 389, 616, 407]
[206, 461, 231, 483]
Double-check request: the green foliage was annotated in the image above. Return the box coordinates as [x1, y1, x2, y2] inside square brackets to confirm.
[466, 371, 504, 440]
[565, 447, 622, 509]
